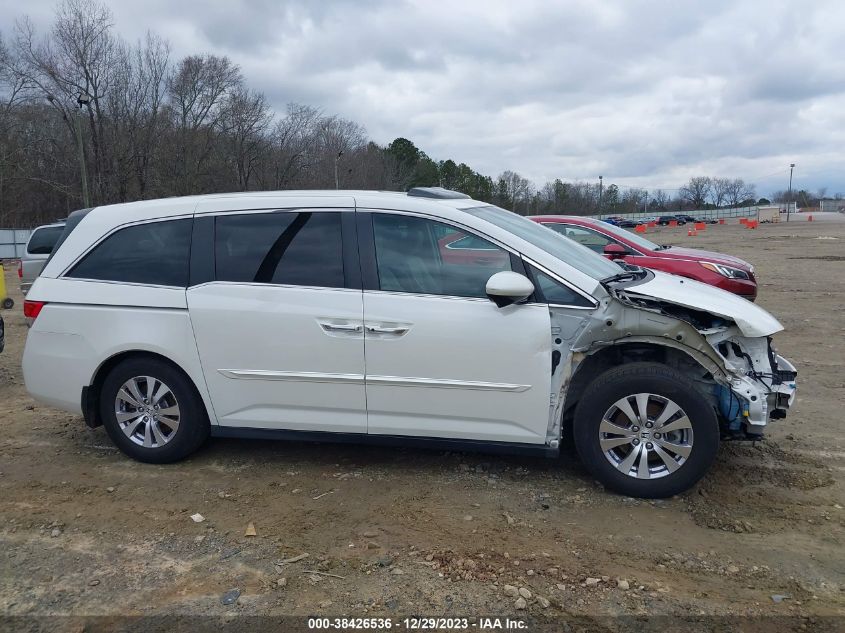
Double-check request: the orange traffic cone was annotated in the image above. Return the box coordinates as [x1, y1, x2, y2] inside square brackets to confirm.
[687, 228, 697, 236]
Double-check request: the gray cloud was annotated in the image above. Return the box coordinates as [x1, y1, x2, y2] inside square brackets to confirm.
[2, 0, 843, 194]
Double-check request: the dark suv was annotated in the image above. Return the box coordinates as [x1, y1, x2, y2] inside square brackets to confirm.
[658, 215, 684, 225]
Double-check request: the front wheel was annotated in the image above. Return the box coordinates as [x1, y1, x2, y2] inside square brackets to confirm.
[100, 357, 209, 463]
[2, 297, 13, 309]
[573, 362, 719, 498]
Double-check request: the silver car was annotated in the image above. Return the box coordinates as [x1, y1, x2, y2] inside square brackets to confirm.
[20, 222, 65, 295]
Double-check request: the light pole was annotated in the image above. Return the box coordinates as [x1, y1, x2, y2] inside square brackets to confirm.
[334, 151, 343, 190]
[598, 175, 603, 216]
[786, 163, 795, 222]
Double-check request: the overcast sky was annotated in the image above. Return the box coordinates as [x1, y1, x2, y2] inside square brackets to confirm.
[3, 0, 844, 196]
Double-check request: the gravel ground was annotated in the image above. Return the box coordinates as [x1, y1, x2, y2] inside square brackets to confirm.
[0, 215, 843, 630]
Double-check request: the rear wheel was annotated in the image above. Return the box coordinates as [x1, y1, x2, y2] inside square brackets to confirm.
[100, 357, 209, 463]
[573, 362, 719, 498]
[2, 297, 13, 309]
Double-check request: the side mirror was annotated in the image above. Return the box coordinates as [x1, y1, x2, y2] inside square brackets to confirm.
[603, 243, 627, 259]
[486, 271, 534, 308]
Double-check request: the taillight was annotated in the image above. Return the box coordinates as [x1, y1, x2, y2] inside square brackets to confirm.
[17, 261, 22, 278]
[23, 300, 46, 320]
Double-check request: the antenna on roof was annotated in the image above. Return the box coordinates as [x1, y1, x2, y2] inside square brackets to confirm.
[407, 187, 470, 200]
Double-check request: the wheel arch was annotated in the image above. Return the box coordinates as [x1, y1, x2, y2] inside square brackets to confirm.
[561, 340, 723, 433]
[83, 350, 213, 429]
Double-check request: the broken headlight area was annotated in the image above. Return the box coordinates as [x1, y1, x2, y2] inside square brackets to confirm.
[711, 336, 797, 439]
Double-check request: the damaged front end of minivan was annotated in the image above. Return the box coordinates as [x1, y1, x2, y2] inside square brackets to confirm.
[549, 271, 797, 446]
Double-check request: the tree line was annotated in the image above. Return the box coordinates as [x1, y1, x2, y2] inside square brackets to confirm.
[0, 0, 805, 229]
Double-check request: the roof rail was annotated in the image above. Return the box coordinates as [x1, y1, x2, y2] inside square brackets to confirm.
[407, 187, 471, 200]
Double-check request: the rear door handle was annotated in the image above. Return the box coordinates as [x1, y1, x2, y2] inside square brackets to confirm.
[325, 323, 363, 332]
[317, 319, 364, 336]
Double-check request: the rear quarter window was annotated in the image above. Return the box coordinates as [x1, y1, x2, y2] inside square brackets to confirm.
[67, 218, 192, 287]
[26, 226, 65, 255]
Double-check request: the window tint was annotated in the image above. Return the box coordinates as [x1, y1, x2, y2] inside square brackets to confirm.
[215, 211, 344, 288]
[68, 219, 192, 286]
[529, 264, 593, 307]
[373, 214, 511, 298]
[27, 226, 65, 255]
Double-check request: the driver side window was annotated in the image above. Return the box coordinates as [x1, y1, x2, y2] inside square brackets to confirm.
[544, 223, 624, 255]
[372, 214, 512, 299]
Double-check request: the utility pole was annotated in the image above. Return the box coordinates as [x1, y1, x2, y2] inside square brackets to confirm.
[598, 175, 603, 216]
[75, 93, 91, 208]
[334, 151, 343, 190]
[786, 163, 795, 222]
[49, 92, 91, 208]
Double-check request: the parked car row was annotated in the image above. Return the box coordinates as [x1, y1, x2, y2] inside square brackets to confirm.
[21, 188, 796, 498]
[604, 214, 720, 227]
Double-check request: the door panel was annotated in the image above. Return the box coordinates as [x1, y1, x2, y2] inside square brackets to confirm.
[186, 208, 365, 432]
[188, 284, 365, 431]
[362, 212, 552, 443]
[363, 292, 552, 442]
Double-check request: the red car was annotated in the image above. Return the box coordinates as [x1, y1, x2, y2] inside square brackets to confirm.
[529, 215, 758, 300]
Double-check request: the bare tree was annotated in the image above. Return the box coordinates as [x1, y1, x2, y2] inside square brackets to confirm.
[13, 0, 118, 203]
[105, 32, 170, 200]
[651, 189, 670, 211]
[167, 53, 242, 193]
[724, 178, 755, 208]
[680, 176, 711, 209]
[497, 170, 533, 214]
[709, 177, 731, 208]
[219, 87, 271, 190]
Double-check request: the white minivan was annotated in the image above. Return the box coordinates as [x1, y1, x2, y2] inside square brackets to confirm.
[22, 188, 797, 497]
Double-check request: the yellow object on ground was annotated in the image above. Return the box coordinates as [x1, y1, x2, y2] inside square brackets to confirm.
[0, 263, 14, 309]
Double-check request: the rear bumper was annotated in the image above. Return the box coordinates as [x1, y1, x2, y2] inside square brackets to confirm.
[22, 329, 93, 414]
[20, 282, 32, 296]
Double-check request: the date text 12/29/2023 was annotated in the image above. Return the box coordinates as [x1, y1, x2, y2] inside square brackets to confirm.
[307, 617, 529, 630]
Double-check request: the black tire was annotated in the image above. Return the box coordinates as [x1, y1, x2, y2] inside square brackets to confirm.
[2, 297, 13, 309]
[573, 362, 719, 498]
[100, 357, 209, 463]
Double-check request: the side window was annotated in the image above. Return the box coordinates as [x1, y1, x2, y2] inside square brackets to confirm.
[67, 219, 192, 287]
[27, 226, 65, 255]
[544, 223, 618, 254]
[528, 264, 593, 307]
[214, 211, 344, 288]
[372, 214, 511, 298]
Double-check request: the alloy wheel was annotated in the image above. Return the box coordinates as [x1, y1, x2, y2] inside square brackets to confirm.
[599, 393, 694, 479]
[114, 376, 181, 448]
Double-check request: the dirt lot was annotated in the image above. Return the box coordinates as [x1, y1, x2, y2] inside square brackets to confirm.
[1, 215, 844, 628]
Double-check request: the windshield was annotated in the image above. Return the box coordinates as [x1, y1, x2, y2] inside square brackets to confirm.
[593, 220, 660, 251]
[465, 205, 621, 279]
